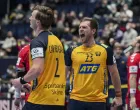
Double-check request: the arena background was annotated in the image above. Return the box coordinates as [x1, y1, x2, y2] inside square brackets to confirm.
[0, 0, 140, 110]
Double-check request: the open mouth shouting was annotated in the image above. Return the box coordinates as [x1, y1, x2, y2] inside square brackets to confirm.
[80, 33, 85, 38]
[79, 33, 86, 42]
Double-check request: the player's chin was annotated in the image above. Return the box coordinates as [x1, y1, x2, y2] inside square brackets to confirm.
[81, 40, 86, 44]
[30, 24, 33, 29]
[80, 38, 85, 43]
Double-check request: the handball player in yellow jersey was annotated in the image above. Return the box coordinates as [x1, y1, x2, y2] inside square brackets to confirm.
[11, 5, 66, 110]
[65, 17, 122, 110]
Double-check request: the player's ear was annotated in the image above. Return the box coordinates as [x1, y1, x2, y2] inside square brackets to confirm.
[36, 20, 40, 25]
[92, 29, 96, 35]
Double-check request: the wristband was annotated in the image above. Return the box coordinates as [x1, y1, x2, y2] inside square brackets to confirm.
[20, 77, 28, 84]
[130, 88, 136, 93]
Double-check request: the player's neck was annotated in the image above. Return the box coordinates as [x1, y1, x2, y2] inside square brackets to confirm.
[83, 39, 95, 47]
[35, 27, 46, 36]
[35, 27, 51, 36]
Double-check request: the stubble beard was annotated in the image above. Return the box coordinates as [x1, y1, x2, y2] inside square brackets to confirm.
[84, 34, 90, 44]
[31, 20, 37, 30]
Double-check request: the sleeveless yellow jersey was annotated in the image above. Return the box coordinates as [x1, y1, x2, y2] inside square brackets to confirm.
[28, 31, 66, 105]
[65, 43, 115, 102]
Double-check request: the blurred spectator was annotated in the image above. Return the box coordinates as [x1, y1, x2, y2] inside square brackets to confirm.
[0, 65, 16, 98]
[131, 0, 140, 17]
[102, 22, 118, 43]
[1, 14, 10, 25]
[109, 38, 115, 48]
[25, 3, 35, 23]
[1, 31, 17, 56]
[0, 48, 6, 57]
[121, 22, 138, 48]
[114, 26, 124, 42]
[9, 4, 25, 24]
[93, 0, 111, 20]
[57, 11, 65, 30]
[122, 3, 133, 21]
[68, 35, 80, 46]
[102, 24, 111, 38]
[1, 65, 16, 80]
[114, 43, 128, 84]
[0, 25, 6, 41]
[64, 11, 78, 28]
[98, 37, 108, 44]
[62, 27, 73, 41]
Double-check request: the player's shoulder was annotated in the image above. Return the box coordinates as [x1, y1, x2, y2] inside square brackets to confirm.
[128, 53, 140, 63]
[68, 43, 82, 52]
[31, 31, 51, 46]
[65, 43, 81, 56]
[129, 52, 140, 61]
[96, 42, 113, 53]
[21, 44, 30, 52]
[37, 31, 50, 41]
[96, 42, 110, 49]
[18, 44, 30, 57]
[130, 52, 140, 58]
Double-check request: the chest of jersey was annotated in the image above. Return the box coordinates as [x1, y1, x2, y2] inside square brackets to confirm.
[71, 45, 107, 74]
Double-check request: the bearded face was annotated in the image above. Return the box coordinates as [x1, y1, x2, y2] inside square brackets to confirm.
[79, 21, 94, 44]
[29, 10, 38, 30]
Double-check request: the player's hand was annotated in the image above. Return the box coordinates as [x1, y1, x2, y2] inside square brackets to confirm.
[11, 78, 22, 88]
[112, 97, 122, 107]
[130, 97, 137, 109]
[14, 98, 21, 110]
[22, 83, 31, 93]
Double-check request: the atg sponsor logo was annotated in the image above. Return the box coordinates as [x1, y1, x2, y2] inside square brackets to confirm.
[79, 64, 100, 74]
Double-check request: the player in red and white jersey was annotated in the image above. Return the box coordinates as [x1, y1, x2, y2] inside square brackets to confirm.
[126, 36, 140, 110]
[16, 44, 30, 77]
[14, 44, 30, 108]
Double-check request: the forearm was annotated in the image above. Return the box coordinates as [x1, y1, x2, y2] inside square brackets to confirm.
[23, 66, 41, 82]
[129, 74, 137, 98]
[111, 72, 121, 92]
[21, 58, 44, 83]
[108, 64, 122, 97]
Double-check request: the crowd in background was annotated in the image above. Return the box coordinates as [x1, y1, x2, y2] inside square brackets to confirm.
[0, 0, 140, 106]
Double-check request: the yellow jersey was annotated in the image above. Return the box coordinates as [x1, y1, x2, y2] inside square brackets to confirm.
[65, 43, 115, 102]
[28, 31, 66, 105]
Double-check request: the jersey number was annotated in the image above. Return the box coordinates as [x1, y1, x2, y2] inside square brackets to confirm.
[54, 58, 60, 77]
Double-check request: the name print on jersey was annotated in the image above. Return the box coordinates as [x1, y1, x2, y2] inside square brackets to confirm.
[44, 83, 66, 95]
[49, 45, 64, 53]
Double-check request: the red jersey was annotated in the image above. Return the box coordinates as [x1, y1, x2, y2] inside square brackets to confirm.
[16, 44, 30, 101]
[126, 52, 140, 106]
[16, 44, 30, 73]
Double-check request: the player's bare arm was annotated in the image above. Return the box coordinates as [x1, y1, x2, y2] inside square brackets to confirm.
[129, 74, 137, 109]
[108, 63, 122, 106]
[23, 57, 44, 82]
[108, 64, 121, 93]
